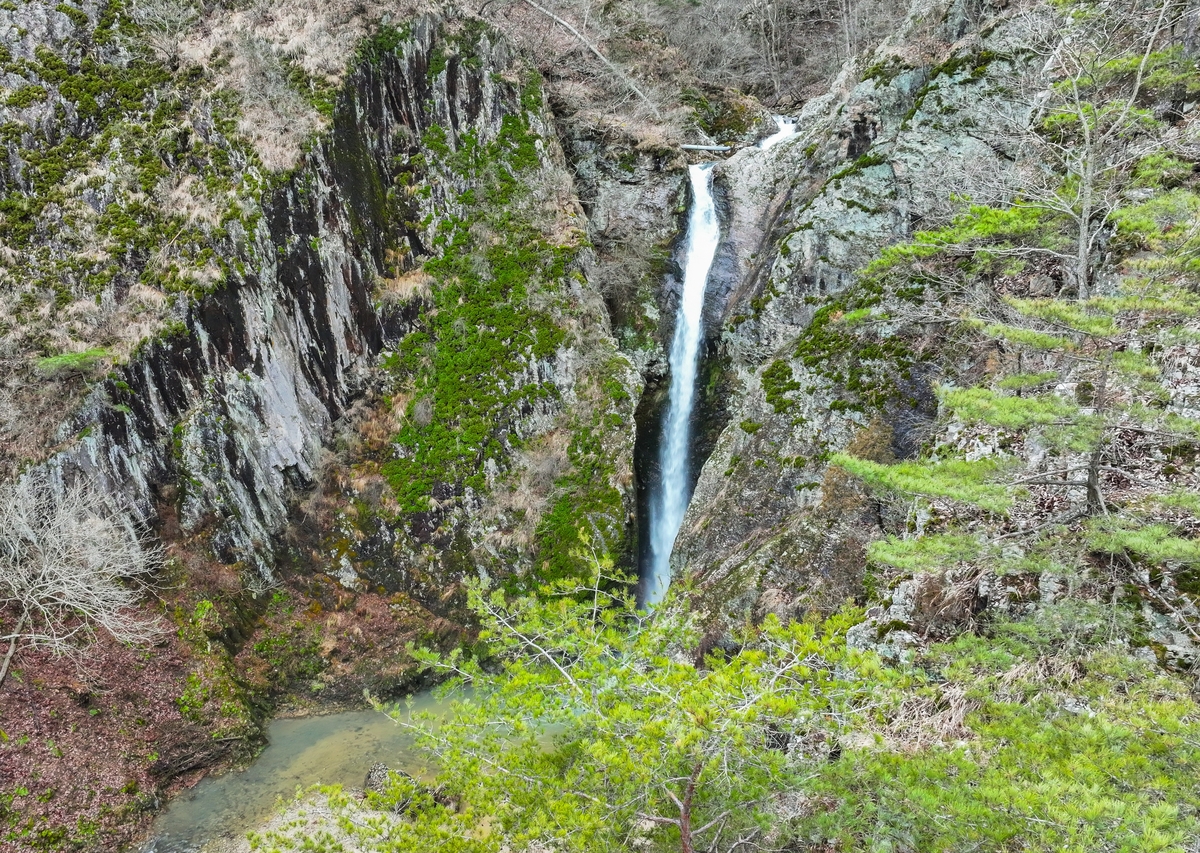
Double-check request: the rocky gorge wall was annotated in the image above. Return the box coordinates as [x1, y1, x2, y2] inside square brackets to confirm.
[23, 12, 596, 582]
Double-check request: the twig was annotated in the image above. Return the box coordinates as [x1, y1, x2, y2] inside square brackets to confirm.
[0, 610, 28, 688]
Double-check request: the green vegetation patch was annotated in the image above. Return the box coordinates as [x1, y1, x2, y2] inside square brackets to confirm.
[0, 5, 266, 303]
[792, 279, 919, 413]
[681, 87, 757, 145]
[761, 359, 801, 413]
[810, 607, 1200, 851]
[381, 110, 568, 515]
[532, 423, 627, 585]
[35, 347, 111, 375]
[259, 579, 1199, 853]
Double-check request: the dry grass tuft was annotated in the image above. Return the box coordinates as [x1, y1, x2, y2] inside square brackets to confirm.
[378, 268, 435, 302]
[882, 685, 976, 751]
[482, 428, 572, 553]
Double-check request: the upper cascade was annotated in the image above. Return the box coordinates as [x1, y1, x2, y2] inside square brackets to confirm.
[759, 116, 799, 150]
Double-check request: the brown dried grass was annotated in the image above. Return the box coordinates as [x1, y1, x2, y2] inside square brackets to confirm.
[882, 685, 977, 751]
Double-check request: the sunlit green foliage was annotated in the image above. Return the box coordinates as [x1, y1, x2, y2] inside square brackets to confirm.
[830, 454, 1014, 513]
[828, 0, 1200, 691]
[383, 570, 880, 853]
[1005, 298, 1119, 337]
[939, 387, 1080, 429]
[976, 320, 1074, 350]
[1088, 519, 1200, 565]
[868, 533, 990, 572]
[35, 347, 112, 375]
[807, 605, 1200, 852]
[996, 371, 1058, 390]
[253, 589, 1200, 853]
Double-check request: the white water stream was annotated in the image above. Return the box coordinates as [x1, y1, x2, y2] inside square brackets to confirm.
[642, 118, 798, 606]
[644, 163, 720, 606]
[759, 116, 798, 149]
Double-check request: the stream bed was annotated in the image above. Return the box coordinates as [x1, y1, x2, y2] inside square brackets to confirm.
[139, 693, 447, 852]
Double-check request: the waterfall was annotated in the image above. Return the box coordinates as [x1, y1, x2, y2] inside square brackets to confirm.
[640, 119, 798, 607]
[759, 115, 798, 150]
[644, 164, 720, 606]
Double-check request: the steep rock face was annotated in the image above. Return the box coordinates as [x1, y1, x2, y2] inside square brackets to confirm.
[34, 15, 564, 579]
[280, 32, 645, 608]
[559, 120, 689, 365]
[672, 0, 1033, 622]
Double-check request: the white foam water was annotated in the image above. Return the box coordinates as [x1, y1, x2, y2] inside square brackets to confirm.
[644, 163, 721, 606]
[759, 115, 798, 149]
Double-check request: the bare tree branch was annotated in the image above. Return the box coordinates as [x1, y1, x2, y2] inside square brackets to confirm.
[519, 0, 661, 118]
[0, 474, 163, 687]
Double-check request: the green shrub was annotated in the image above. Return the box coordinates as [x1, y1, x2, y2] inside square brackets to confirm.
[5, 85, 48, 108]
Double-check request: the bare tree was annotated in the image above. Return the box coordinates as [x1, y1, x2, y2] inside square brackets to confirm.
[521, 0, 662, 117]
[0, 475, 162, 687]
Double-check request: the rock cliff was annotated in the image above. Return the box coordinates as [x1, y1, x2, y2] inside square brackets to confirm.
[670, 0, 1039, 622]
[7, 8, 635, 593]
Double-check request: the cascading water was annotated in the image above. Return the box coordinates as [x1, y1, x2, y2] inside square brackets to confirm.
[760, 115, 798, 149]
[639, 118, 798, 607]
[643, 164, 721, 607]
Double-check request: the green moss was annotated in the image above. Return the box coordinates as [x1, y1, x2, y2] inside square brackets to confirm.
[428, 45, 448, 78]
[0, 25, 254, 308]
[762, 359, 801, 414]
[381, 102, 572, 517]
[828, 150, 889, 184]
[5, 85, 48, 108]
[54, 2, 90, 27]
[680, 87, 756, 145]
[929, 49, 998, 83]
[283, 57, 338, 118]
[861, 56, 914, 86]
[792, 277, 916, 412]
[36, 347, 111, 374]
[531, 424, 627, 586]
[357, 23, 411, 64]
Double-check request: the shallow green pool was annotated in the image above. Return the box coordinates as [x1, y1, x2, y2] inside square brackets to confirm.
[138, 693, 446, 852]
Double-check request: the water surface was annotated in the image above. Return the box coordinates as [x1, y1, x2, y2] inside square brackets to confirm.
[140, 694, 446, 852]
